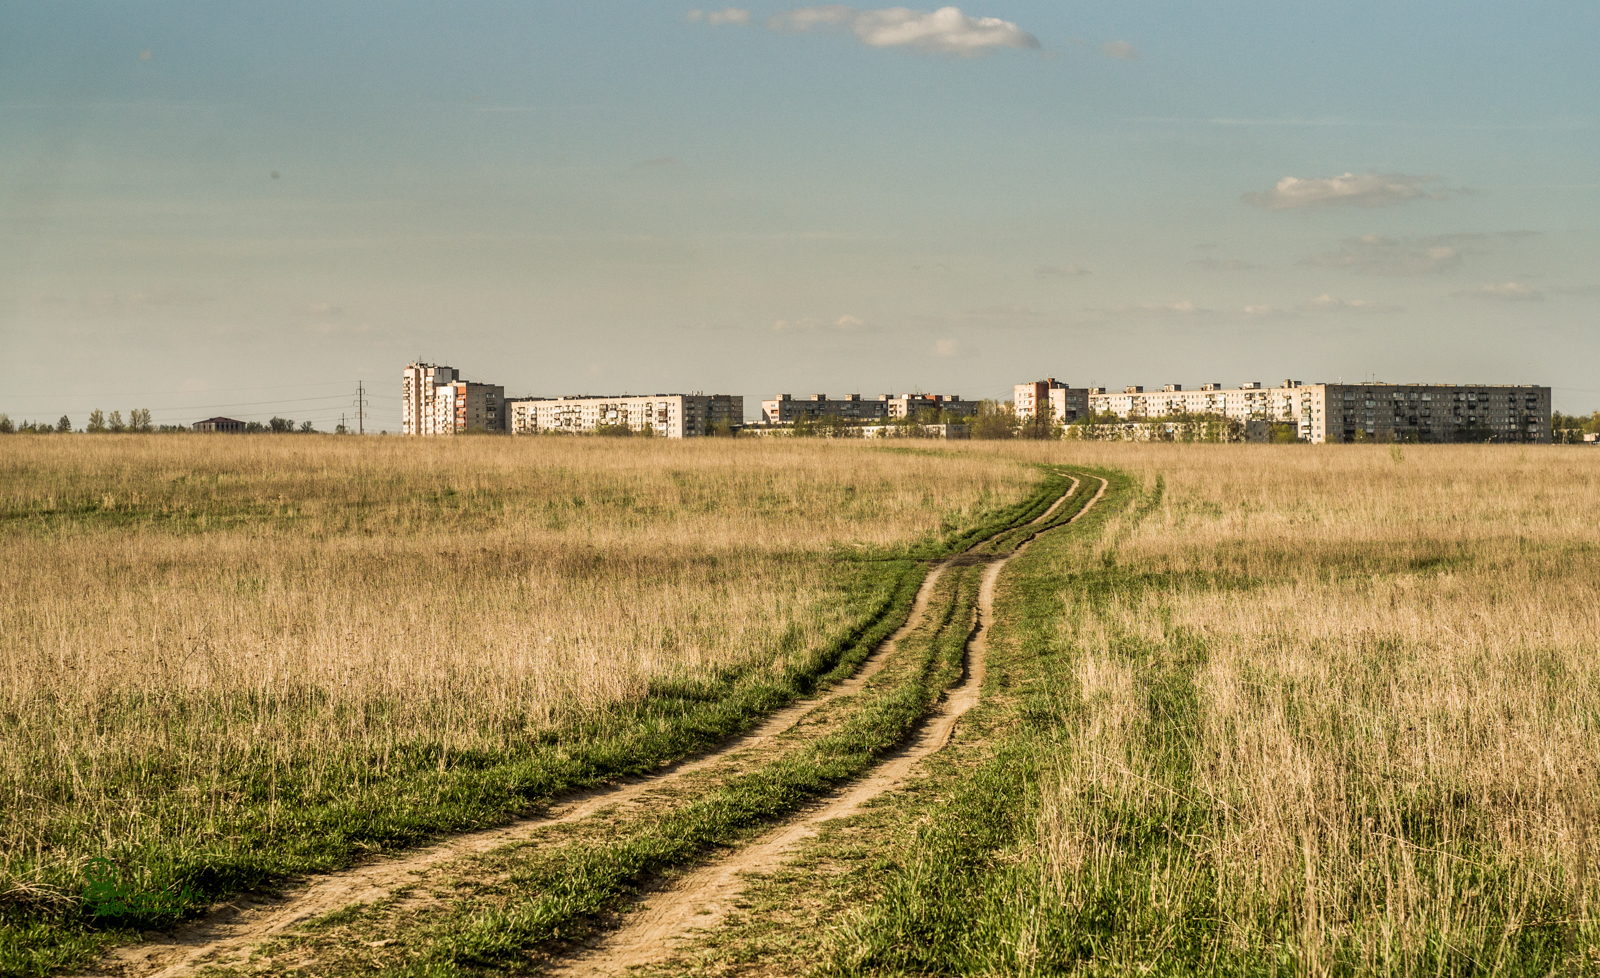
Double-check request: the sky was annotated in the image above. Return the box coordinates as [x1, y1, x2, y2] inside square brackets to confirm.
[2, 1, 1597, 428]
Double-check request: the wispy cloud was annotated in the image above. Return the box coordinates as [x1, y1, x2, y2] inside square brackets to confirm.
[1243, 172, 1449, 210]
[931, 337, 974, 356]
[772, 313, 872, 332]
[1035, 263, 1089, 278]
[1105, 299, 1207, 316]
[1300, 233, 1474, 275]
[965, 304, 1042, 316]
[1239, 294, 1403, 318]
[1100, 40, 1137, 60]
[686, 8, 752, 25]
[1455, 282, 1544, 301]
[1189, 258, 1260, 271]
[1301, 293, 1403, 313]
[768, 6, 1040, 56]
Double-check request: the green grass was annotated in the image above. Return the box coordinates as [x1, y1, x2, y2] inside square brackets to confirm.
[0, 463, 1078, 978]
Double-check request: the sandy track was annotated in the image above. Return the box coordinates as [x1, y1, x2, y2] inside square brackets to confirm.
[85, 481, 1085, 978]
[549, 476, 1107, 977]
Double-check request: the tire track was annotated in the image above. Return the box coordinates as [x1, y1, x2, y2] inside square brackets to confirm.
[87, 479, 1084, 978]
[549, 476, 1108, 977]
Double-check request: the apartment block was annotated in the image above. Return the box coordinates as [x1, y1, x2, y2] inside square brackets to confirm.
[402, 363, 506, 435]
[761, 394, 889, 425]
[1014, 379, 1090, 422]
[760, 392, 978, 425]
[506, 394, 741, 438]
[1082, 379, 1551, 444]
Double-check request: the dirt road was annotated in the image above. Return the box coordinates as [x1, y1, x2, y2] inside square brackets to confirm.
[86, 477, 1091, 978]
[549, 476, 1108, 977]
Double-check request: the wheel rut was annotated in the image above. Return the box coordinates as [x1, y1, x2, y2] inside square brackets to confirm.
[84, 476, 1091, 978]
[548, 476, 1108, 977]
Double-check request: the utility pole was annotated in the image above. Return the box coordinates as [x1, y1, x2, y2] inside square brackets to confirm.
[353, 382, 369, 435]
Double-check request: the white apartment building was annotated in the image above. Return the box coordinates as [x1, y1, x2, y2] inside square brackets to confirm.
[506, 394, 742, 438]
[760, 392, 978, 425]
[1082, 379, 1552, 444]
[402, 363, 504, 435]
[1014, 379, 1089, 422]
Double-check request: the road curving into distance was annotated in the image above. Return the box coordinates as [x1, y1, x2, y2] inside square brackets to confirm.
[549, 475, 1109, 977]
[85, 471, 1105, 978]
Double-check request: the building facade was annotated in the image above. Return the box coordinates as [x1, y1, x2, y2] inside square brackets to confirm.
[506, 394, 741, 438]
[1081, 380, 1551, 444]
[1014, 379, 1090, 423]
[193, 416, 245, 432]
[760, 394, 888, 425]
[760, 392, 977, 425]
[403, 363, 504, 435]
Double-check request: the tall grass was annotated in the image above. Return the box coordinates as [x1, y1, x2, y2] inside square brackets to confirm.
[825, 444, 1600, 974]
[0, 436, 1032, 945]
[1045, 444, 1600, 971]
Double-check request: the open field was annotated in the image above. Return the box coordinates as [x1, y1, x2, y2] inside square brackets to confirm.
[667, 443, 1600, 976]
[0, 436, 1041, 974]
[10, 438, 1600, 976]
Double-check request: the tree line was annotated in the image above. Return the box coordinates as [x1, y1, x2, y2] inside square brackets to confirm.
[0, 412, 325, 434]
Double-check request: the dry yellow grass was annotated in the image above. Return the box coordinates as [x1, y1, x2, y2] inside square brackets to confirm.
[1026, 443, 1600, 969]
[0, 435, 1033, 900]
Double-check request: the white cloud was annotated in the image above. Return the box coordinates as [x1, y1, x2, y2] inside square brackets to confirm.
[1301, 293, 1403, 313]
[1243, 172, 1446, 210]
[768, 6, 1040, 56]
[1456, 282, 1545, 301]
[931, 337, 966, 356]
[687, 8, 752, 24]
[1100, 40, 1138, 60]
[1035, 263, 1089, 278]
[835, 313, 867, 327]
[1300, 233, 1473, 275]
[1242, 304, 1284, 316]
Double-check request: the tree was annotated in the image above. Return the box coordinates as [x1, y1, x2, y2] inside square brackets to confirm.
[970, 401, 1019, 440]
[0, 415, 12, 434]
[245, 421, 266, 433]
[56, 415, 72, 433]
[335, 422, 349, 435]
[268, 417, 294, 433]
[128, 408, 153, 432]
[107, 411, 125, 433]
[1019, 406, 1060, 440]
[87, 410, 106, 433]
[299, 420, 316, 433]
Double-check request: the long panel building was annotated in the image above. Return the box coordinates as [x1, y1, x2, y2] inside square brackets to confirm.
[760, 392, 978, 425]
[505, 394, 741, 438]
[1078, 379, 1551, 443]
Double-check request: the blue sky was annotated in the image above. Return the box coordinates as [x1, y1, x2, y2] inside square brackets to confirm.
[2, 1, 1596, 427]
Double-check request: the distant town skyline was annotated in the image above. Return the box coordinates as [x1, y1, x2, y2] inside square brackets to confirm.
[3, 1, 1597, 429]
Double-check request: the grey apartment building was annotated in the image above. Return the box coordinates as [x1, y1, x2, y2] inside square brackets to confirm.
[760, 392, 978, 425]
[1083, 380, 1551, 444]
[506, 394, 741, 438]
